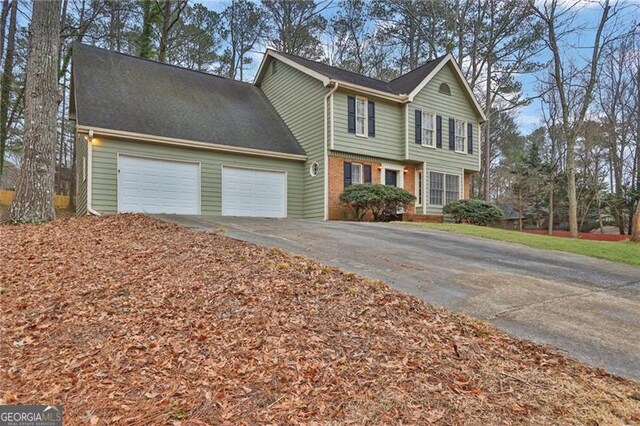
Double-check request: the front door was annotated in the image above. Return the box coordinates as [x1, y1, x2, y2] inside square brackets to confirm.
[385, 169, 398, 187]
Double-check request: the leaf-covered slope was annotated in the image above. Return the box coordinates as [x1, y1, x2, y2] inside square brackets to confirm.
[1, 215, 638, 424]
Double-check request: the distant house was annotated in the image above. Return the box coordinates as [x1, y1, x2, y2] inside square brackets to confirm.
[500, 205, 523, 229]
[71, 44, 486, 219]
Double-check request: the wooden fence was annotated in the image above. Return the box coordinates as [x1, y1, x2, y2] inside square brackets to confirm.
[0, 190, 70, 209]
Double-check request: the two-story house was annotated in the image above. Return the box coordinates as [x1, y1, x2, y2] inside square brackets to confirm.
[71, 43, 485, 220]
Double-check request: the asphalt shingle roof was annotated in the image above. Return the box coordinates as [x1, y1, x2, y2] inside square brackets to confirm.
[72, 43, 305, 156]
[274, 50, 447, 96]
[388, 58, 447, 94]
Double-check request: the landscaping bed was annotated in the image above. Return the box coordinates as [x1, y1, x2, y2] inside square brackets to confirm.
[1, 215, 639, 424]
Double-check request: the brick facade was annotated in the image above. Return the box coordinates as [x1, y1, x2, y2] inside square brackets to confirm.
[328, 155, 418, 221]
[464, 170, 474, 199]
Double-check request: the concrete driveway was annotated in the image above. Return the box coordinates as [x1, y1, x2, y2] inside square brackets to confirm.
[154, 215, 640, 380]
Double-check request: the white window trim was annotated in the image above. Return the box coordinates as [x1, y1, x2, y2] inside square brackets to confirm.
[421, 111, 436, 148]
[428, 171, 461, 207]
[445, 174, 461, 205]
[454, 119, 467, 154]
[380, 163, 404, 188]
[309, 161, 319, 177]
[82, 156, 87, 182]
[351, 162, 363, 184]
[429, 171, 444, 207]
[355, 96, 368, 138]
[416, 170, 423, 206]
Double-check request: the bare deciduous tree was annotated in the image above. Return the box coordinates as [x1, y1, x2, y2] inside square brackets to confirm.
[0, 0, 16, 176]
[262, 0, 328, 58]
[10, 0, 62, 223]
[158, 0, 188, 63]
[529, 0, 615, 238]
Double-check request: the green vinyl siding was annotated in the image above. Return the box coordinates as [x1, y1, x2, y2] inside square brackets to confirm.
[90, 137, 304, 217]
[259, 59, 327, 219]
[408, 62, 481, 173]
[333, 90, 404, 161]
[75, 132, 88, 216]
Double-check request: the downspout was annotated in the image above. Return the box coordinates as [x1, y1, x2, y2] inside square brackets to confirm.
[404, 103, 409, 160]
[86, 129, 101, 216]
[323, 81, 338, 220]
[422, 162, 427, 215]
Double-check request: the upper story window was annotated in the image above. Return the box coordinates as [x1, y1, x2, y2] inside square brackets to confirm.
[348, 96, 374, 137]
[455, 119, 466, 153]
[356, 96, 367, 137]
[422, 111, 435, 147]
[439, 83, 451, 95]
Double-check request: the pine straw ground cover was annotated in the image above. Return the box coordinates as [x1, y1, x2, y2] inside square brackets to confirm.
[1, 215, 639, 425]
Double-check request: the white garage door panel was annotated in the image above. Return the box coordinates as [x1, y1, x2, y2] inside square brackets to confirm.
[118, 155, 199, 214]
[222, 167, 286, 218]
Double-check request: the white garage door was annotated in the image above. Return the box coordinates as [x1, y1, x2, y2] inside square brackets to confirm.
[118, 155, 199, 214]
[222, 167, 286, 218]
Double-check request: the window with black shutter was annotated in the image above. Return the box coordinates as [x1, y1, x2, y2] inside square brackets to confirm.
[467, 123, 473, 153]
[364, 165, 372, 183]
[344, 161, 352, 187]
[368, 101, 375, 136]
[344, 162, 364, 187]
[347, 97, 356, 133]
[415, 109, 422, 144]
[449, 118, 455, 151]
[355, 97, 367, 136]
[454, 119, 466, 152]
[436, 115, 442, 148]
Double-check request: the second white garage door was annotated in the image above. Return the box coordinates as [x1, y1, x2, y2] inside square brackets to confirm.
[222, 167, 286, 218]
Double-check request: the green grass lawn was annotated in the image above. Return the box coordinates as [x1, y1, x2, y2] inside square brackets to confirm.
[402, 222, 640, 267]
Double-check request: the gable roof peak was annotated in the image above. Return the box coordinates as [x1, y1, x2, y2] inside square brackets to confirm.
[256, 49, 486, 121]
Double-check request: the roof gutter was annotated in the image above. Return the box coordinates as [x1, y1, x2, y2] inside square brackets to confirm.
[85, 130, 101, 216]
[323, 80, 339, 220]
[76, 125, 307, 161]
[336, 81, 410, 103]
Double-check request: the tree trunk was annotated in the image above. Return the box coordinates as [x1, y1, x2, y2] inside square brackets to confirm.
[631, 201, 640, 243]
[9, 0, 61, 223]
[518, 189, 523, 232]
[56, 71, 68, 194]
[483, 59, 492, 201]
[0, 0, 16, 176]
[547, 182, 554, 235]
[548, 133, 556, 236]
[158, 0, 171, 63]
[138, 0, 154, 59]
[58, 0, 68, 65]
[566, 136, 578, 237]
[0, 0, 10, 64]
[108, 0, 116, 50]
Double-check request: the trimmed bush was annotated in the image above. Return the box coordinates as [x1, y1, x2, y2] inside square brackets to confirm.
[339, 184, 416, 222]
[443, 199, 504, 226]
